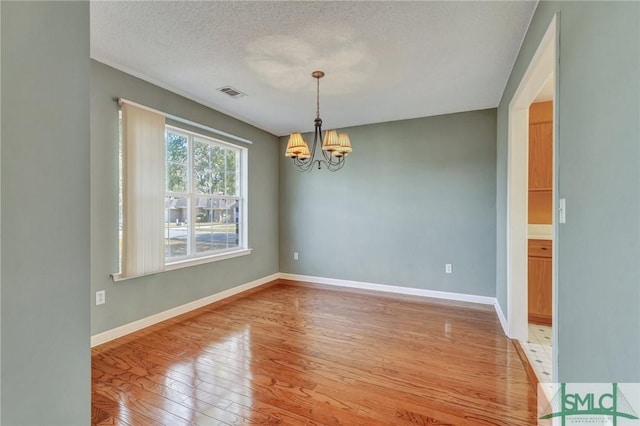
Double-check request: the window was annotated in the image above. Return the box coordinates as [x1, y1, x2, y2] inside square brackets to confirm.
[164, 127, 245, 262]
[117, 102, 248, 280]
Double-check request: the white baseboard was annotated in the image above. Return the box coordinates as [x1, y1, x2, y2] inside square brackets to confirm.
[494, 300, 509, 336]
[278, 273, 496, 305]
[92, 272, 509, 347]
[90, 273, 279, 347]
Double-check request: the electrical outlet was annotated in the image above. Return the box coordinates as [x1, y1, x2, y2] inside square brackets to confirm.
[293, 252, 299, 261]
[445, 264, 453, 274]
[96, 290, 106, 305]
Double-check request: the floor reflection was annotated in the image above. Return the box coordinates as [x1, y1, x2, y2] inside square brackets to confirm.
[92, 283, 538, 425]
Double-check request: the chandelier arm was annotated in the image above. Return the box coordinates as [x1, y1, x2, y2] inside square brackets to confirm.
[321, 146, 333, 162]
[295, 155, 314, 171]
[324, 158, 344, 172]
[292, 155, 343, 172]
[318, 125, 337, 164]
[290, 128, 319, 172]
[311, 123, 321, 158]
[292, 152, 314, 171]
[317, 124, 347, 168]
[322, 151, 343, 168]
[332, 157, 346, 171]
[327, 155, 343, 167]
[300, 161, 314, 172]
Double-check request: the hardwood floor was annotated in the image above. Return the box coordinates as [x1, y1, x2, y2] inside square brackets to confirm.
[92, 280, 538, 425]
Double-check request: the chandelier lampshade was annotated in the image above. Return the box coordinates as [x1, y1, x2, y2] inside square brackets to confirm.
[285, 132, 309, 157]
[322, 129, 340, 153]
[335, 133, 352, 157]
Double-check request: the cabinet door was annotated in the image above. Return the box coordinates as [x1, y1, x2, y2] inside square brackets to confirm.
[528, 258, 552, 324]
[528, 122, 553, 190]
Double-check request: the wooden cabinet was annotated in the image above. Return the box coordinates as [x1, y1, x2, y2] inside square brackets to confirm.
[528, 239, 552, 325]
[528, 101, 553, 224]
[528, 122, 553, 190]
[528, 102, 553, 325]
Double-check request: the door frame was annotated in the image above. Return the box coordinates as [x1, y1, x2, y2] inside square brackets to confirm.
[506, 13, 558, 367]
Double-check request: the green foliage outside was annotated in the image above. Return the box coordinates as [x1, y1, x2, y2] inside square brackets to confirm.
[165, 131, 238, 195]
[166, 132, 188, 192]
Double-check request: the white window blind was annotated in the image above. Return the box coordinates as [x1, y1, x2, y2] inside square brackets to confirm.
[121, 102, 166, 278]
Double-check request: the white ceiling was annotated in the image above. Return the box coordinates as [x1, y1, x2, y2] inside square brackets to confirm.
[91, 1, 538, 136]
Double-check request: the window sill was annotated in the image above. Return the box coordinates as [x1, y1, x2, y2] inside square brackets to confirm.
[112, 248, 253, 282]
[164, 248, 253, 271]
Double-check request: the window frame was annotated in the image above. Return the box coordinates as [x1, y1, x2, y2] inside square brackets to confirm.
[114, 103, 253, 282]
[164, 124, 249, 267]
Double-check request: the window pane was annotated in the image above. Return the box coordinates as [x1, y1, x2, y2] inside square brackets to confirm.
[211, 146, 226, 195]
[166, 163, 187, 192]
[194, 198, 218, 252]
[194, 198, 240, 253]
[165, 196, 189, 259]
[225, 150, 239, 196]
[166, 131, 188, 193]
[166, 132, 188, 162]
[223, 198, 240, 249]
[225, 149, 238, 174]
[193, 140, 211, 194]
[225, 172, 239, 197]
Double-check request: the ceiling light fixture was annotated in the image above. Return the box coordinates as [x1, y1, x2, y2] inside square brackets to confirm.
[285, 71, 352, 171]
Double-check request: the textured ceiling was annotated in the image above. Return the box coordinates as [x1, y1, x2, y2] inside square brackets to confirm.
[91, 1, 538, 136]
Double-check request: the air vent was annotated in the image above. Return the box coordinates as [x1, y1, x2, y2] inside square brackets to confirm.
[217, 86, 247, 99]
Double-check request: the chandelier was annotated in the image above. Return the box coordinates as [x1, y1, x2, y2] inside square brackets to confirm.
[285, 71, 352, 171]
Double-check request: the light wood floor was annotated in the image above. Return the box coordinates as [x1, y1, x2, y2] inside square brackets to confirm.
[92, 280, 537, 425]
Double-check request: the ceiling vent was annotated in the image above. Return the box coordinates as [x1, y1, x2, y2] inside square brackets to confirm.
[217, 86, 247, 99]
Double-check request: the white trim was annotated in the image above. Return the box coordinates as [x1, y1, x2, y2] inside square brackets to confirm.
[279, 273, 496, 305]
[164, 248, 252, 272]
[112, 248, 253, 282]
[507, 14, 558, 342]
[494, 300, 509, 336]
[91, 272, 278, 347]
[94, 272, 511, 348]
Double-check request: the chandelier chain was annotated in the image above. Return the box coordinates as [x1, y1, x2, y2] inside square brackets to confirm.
[316, 76, 320, 120]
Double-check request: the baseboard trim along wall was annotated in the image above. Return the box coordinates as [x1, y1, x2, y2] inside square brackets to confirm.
[90, 273, 280, 347]
[280, 273, 496, 305]
[91, 272, 508, 347]
[494, 300, 509, 336]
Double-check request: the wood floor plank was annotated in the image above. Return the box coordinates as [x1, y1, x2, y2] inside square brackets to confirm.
[92, 280, 537, 425]
[91, 391, 156, 426]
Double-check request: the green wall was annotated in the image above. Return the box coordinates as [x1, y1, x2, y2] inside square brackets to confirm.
[1, 2, 90, 424]
[2, 2, 636, 420]
[496, 1, 640, 381]
[91, 61, 280, 334]
[280, 109, 497, 297]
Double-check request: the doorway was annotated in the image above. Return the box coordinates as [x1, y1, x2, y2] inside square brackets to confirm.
[522, 94, 554, 383]
[506, 14, 558, 383]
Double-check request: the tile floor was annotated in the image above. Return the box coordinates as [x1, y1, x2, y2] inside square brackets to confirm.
[522, 323, 553, 382]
